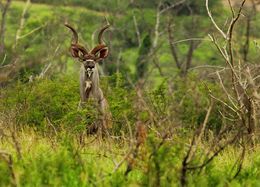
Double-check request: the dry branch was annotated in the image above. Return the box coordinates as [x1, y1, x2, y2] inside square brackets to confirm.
[0, 0, 11, 54]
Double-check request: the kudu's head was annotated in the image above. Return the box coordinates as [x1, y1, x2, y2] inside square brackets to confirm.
[65, 23, 110, 76]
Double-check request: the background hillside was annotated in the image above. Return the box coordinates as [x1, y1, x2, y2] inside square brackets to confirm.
[0, 0, 260, 186]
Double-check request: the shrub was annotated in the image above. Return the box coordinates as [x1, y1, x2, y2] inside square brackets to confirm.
[1, 75, 81, 128]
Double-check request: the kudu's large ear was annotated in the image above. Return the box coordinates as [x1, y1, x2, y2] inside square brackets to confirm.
[91, 44, 109, 60]
[98, 46, 109, 59]
[70, 44, 88, 59]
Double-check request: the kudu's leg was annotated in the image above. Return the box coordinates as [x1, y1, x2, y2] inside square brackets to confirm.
[79, 66, 87, 103]
[97, 88, 112, 130]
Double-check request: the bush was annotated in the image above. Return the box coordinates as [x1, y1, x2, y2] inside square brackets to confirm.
[0, 72, 137, 134]
[1, 75, 81, 128]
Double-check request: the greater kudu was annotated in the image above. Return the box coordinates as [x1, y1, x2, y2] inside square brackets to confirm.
[65, 23, 112, 132]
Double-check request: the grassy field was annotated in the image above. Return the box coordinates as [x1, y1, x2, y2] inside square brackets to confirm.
[1, 128, 260, 186]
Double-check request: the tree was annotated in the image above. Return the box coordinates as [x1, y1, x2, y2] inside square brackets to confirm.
[167, 0, 221, 76]
[135, 33, 152, 82]
[0, 0, 12, 54]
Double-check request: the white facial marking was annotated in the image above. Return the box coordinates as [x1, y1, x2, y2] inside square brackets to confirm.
[86, 68, 93, 77]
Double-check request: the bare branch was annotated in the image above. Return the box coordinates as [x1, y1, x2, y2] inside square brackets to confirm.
[0, 1, 3, 11]
[206, 0, 227, 39]
[228, 0, 235, 18]
[0, 0, 12, 54]
[14, 0, 31, 48]
[170, 38, 210, 45]
[227, 0, 247, 67]
[227, 0, 247, 38]
[181, 99, 213, 186]
[184, 40, 201, 74]
[17, 23, 46, 40]
[153, 2, 162, 49]
[153, 0, 186, 49]
[189, 65, 225, 71]
[167, 20, 181, 69]
[186, 132, 239, 170]
[159, 0, 186, 14]
[132, 12, 141, 47]
[216, 71, 239, 111]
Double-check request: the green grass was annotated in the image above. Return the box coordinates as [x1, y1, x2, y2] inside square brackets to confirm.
[0, 130, 128, 186]
[1, 129, 260, 187]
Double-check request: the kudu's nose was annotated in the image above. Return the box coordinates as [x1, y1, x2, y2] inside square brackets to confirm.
[88, 64, 95, 69]
[85, 59, 95, 69]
